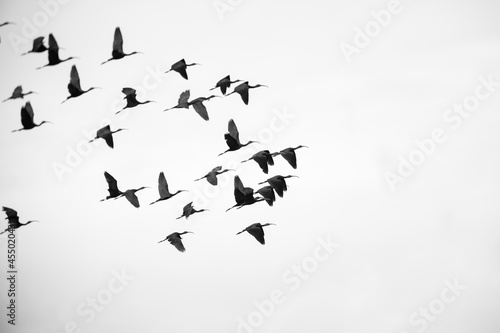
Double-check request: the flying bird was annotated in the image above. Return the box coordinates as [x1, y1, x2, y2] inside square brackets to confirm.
[258, 175, 298, 197]
[194, 166, 233, 186]
[3, 85, 36, 102]
[21, 36, 48, 55]
[165, 59, 200, 80]
[62, 65, 99, 103]
[164, 90, 219, 121]
[241, 150, 274, 174]
[116, 87, 154, 113]
[150, 172, 186, 205]
[176, 202, 208, 220]
[209, 75, 241, 95]
[236, 223, 275, 245]
[101, 27, 142, 65]
[89, 125, 127, 149]
[255, 186, 276, 206]
[219, 119, 258, 156]
[37, 33, 76, 69]
[100, 171, 123, 201]
[226, 175, 265, 212]
[0, 207, 38, 235]
[115, 187, 149, 208]
[227, 81, 268, 105]
[272, 145, 308, 169]
[158, 231, 193, 252]
[12, 102, 51, 132]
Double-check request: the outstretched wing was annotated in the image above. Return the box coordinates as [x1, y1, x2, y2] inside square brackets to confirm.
[104, 171, 121, 198]
[253, 152, 270, 174]
[158, 172, 170, 199]
[68, 65, 82, 94]
[281, 149, 297, 169]
[113, 27, 124, 54]
[12, 86, 22, 97]
[20, 102, 34, 128]
[246, 224, 265, 244]
[227, 119, 240, 144]
[124, 191, 140, 208]
[191, 101, 209, 121]
[167, 234, 186, 252]
[2, 207, 19, 225]
[178, 90, 190, 106]
[267, 177, 285, 197]
[32, 37, 46, 52]
[48, 34, 60, 64]
[256, 186, 275, 206]
[122, 87, 136, 97]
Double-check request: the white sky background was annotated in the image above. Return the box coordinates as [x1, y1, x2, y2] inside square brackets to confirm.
[1, 0, 500, 332]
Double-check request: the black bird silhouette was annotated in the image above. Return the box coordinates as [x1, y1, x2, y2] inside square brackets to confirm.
[62, 65, 99, 103]
[101, 27, 142, 65]
[21, 36, 48, 55]
[165, 59, 200, 80]
[37, 34, 76, 69]
[241, 150, 274, 174]
[115, 187, 149, 208]
[194, 166, 234, 186]
[0, 207, 38, 235]
[158, 231, 193, 252]
[100, 171, 123, 201]
[227, 81, 268, 105]
[3, 85, 36, 102]
[89, 125, 127, 149]
[258, 175, 298, 197]
[272, 145, 308, 169]
[116, 87, 155, 113]
[164, 90, 219, 121]
[176, 202, 208, 220]
[226, 175, 265, 212]
[150, 172, 186, 205]
[209, 75, 241, 95]
[255, 186, 276, 206]
[236, 223, 275, 245]
[12, 102, 51, 132]
[219, 119, 258, 156]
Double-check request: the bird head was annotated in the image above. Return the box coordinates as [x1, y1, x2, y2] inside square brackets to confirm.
[261, 223, 276, 227]
[180, 231, 194, 236]
[40, 120, 53, 126]
[295, 145, 309, 150]
[284, 175, 299, 179]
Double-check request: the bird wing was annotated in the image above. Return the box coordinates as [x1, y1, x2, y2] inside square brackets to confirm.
[158, 172, 170, 199]
[47, 34, 60, 64]
[33, 37, 45, 51]
[265, 150, 274, 166]
[104, 171, 121, 197]
[167, 234, 186, 252]
[182, 202, 194, 217]
[68, 65, 82, 93]
[253, 152, 270, 174]
[20, 102, 34, 128]
[227, 119, 240, 144]
[191, 101, 209, 121]
[224, 133, 239, 150]
[48, 34, 59, 50]
[256, 186, 275, 206]
[103, 133, 114, 148]
[281, 149, 297, 169]
[267, 177, 285, 197]
[124, 191, 140, 208]
[2, 207, 19, 225]
[246, 224, 265, 244]
[97, 125, 114, 148]
[113, 27, 124, 54]
[239, 89, 249, 105]
[122, 87, 136, 97]
[206, 173, 218, 186]
[178, 90, 190, 107]
[12, 85, 22, 97]
[172, 60, 188, 80]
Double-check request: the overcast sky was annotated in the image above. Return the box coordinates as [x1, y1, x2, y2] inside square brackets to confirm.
[1, 0, 500, 332]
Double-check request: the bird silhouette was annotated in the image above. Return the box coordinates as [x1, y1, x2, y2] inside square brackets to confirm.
[116, 87, 155, 113]
[115, 187, 149, 208]
[0, 207, 38, 235]
[150, 172, 186, 205]
[100, 171, 123, 201]
[176, 202, 208, 220]
[101, 27, 142, 65]
[272, 145, 308, 169]
[0, 22, 14, 28]
[236, 223, 275, 245]
[209, 75, 241, 95]
[219, 119, 258, 156]
[226, 175, 265, 212]
[21, 36, 48, 55]
[159, 231, 193, 252]
[37, 33, 76, 69]
[89, 125, 127, 149]
[258, 175, 298, 197]
[227, 81, 268, 105]
[194, 166, 234, 186]
[255, 186, 276, 206]
[12, 102, 51, 132]
[241, 150, 274, 174]
[164, 90, 219, 121]
[165, 59, 200, 80]
[62, 65, 99, 103]
[3, 85, 36, 102]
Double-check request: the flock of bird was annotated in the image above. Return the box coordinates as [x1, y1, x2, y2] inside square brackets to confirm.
[1, 25, 308, 252]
